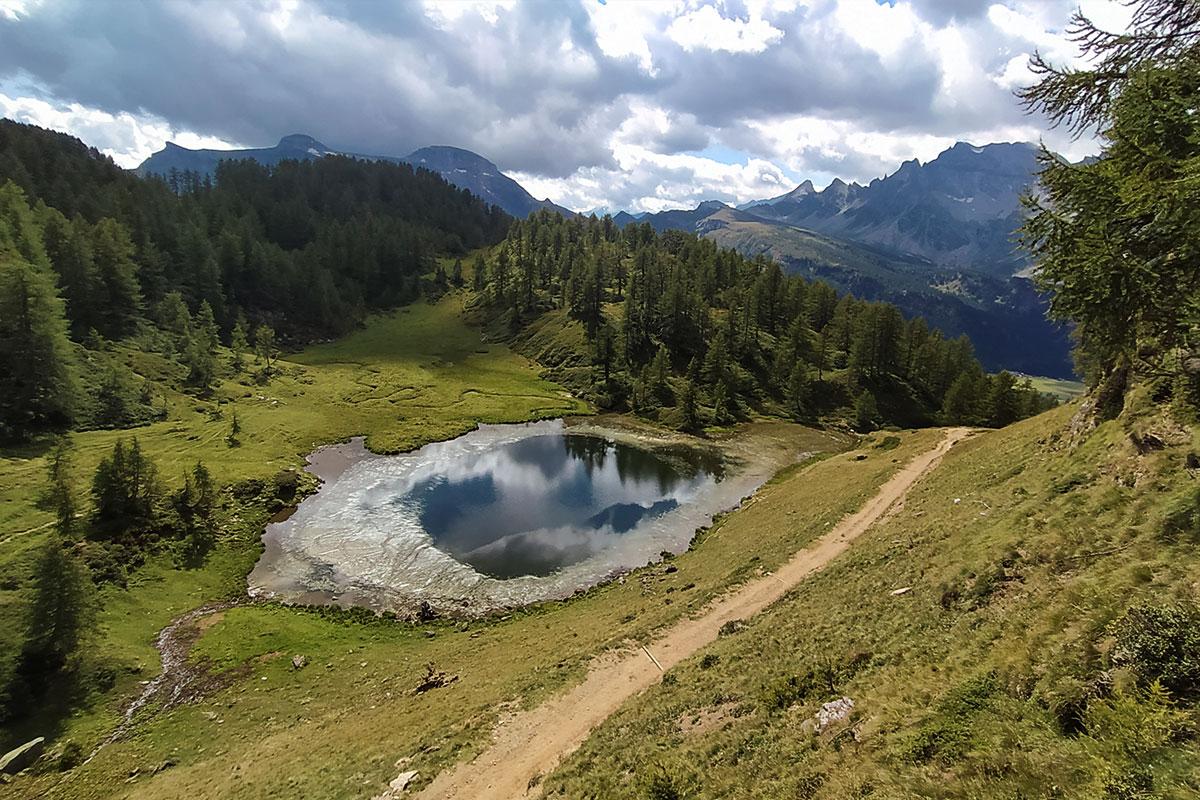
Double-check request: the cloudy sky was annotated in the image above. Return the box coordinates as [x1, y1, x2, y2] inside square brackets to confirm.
[0, 0, 1130, 213]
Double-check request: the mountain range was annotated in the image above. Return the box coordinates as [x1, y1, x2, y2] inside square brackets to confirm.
[738, 141, 1040, 276]
[135, 136, 1070, 377]
[136, 134, 573, 219]
[609, 142, 1071, 377]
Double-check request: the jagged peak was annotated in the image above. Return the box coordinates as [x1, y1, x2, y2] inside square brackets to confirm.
[787, 179, 816, 197]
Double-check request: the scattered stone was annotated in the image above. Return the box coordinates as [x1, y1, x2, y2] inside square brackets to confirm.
[424, 630, 436, 638]
[890, 587, 912, 596]
[664, 565, 678, 574]
[292, 654, 307, 670]
[390, 770, 418, 791]
[854, 454, 867, 461]
[815, 697, 855, 731]
[0, 738, 44, 774]
[718, 619, 747, 636]
[413, 663, 458, 694]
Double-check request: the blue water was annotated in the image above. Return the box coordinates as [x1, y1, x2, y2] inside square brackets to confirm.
[393, 434, 721, 579]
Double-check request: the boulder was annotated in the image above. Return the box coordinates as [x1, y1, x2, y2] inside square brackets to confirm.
[0, 738, 45, 774]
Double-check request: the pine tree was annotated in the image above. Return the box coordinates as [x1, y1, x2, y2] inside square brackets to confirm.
[679, 378, 700, 431]
[786, 360, 811, 420]
[230, 313, 249, 372]
[158, 291, 192, 355]
[1019, 0, 1200, 387]
[22, 445, 92, 675]
[254, 324, 276, 375]
[227, 410, 241, 447]
[184, 300, 219, 390]
[942, 373, 979, 425]
[472, 253, 487, 292]
[711, 380, 734, 426]
[88, 218, 142, 337]
[38, 205, 98, 338]
[650, 345, 672, 405]
[853, 389, 878, 432]
[176, 461, 217, 566]
[90, 438, 161, 542]
[0, 181, 77, 439]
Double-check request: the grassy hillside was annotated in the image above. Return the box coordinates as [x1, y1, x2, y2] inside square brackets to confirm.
[5, 282, 1194, 800]
[542, 401, 1200, 799]
[0, 293, 585, 757]
[1, 410, 916, 799]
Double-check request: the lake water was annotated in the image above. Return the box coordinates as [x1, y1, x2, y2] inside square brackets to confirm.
[248, 419, 785, 615]
[398, 432, 721, 579]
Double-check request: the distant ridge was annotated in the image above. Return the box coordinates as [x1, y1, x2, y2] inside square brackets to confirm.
[601, 141, 1073, 378]
[136, 136, 574, 219]
[738, 141, 1042, 275]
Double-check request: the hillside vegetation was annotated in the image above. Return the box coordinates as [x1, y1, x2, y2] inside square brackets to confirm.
[0, 296, 585, 748]
[471, 211, 1055, 432]
[543, 401, 1200, 799]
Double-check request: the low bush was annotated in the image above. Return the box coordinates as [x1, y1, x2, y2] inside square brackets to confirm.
[1110, 603, 1200, 701]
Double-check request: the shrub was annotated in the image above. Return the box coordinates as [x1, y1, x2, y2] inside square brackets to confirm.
[895, 673, 997, 764]
[795, 770, 826, 799]
[1110, 604, 1200, 701]
[640, 763, 682, 800]
[699, 653, 719, 670]
[272, 469, 301, 502]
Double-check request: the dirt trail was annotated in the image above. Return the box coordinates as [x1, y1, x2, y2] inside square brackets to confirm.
[410, 428, 972, 800]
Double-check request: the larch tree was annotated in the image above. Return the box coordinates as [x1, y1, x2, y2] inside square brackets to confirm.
[1019, 0, 1200, 398]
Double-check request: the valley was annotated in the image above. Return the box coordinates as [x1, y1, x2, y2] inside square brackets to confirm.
[3, 2, 1200, 797]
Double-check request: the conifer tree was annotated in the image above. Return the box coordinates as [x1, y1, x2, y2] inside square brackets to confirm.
[1019, 0, 1200, 387]
[942, 373, 979, 425]
[853, 389, 878, 432]
[22, 440, 92, 675]
[711, 380, 734, 426]
[90, 438, 161, 541]
[786, 361, 811, 420]
[0, 181, 77, 439]
[230, 313, 249, 372]
[88, 218, 142, 337]
[254, 324, 276, 375]
[679, 378, 700, 431]
[184, 300, 219, 390]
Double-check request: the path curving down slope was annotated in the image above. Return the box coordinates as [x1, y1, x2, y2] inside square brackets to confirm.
[411, 428, 972, 800]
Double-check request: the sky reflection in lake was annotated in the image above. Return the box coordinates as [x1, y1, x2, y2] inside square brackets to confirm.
[385, 433, 718, 578]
